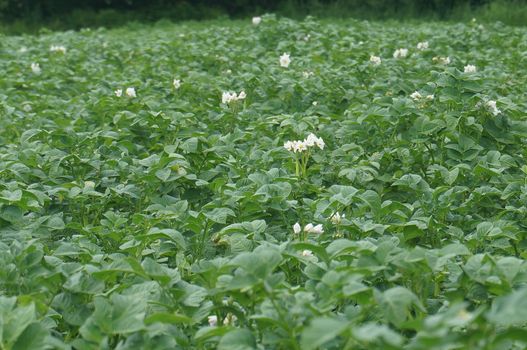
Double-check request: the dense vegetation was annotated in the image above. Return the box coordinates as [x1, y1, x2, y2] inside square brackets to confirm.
[0, 15, 527, 349]
[2, 0, 527, 32]
[0, 0, 494, 18]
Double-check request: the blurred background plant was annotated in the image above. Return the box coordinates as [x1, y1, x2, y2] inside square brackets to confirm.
[1, 0, 526, 34]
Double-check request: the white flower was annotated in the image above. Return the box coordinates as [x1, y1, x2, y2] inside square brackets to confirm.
[280, 53, 291, 68]
[208, 315, 218, 327]
[19, 46, 28, 53]
[223, 314, 237, 326]
[417, 41, 429, 50]
[411, 91, 434, 102]
[370, 55, 381, 65]
[302, 250, 313, 257]
[31, 63, 41, 74]
[303, 223, 324, 234]
[114, 89, 123, 97]
[486, 100, 501, 116]
[125, 87, 136, 98]
[302, 71, 314, 78]
[433, 56, 450, 65]
[410, 91, 422, 100]
[221, 91, 245, 105]
[50, 45, 66, 54]
[306, 133, 324, 149]
[304, 34, 311, 41]
[312, 101, 318, 106]
[393, 48, 408, 59]
[311, 224, 324, 234]
[305, 133, 318, 147]
[292, 140, 307, 153]
[315, 137, 325, 150]
[222, 91, 234, 104]
[330, 212, 345, 224]
[284, 133, 324, 153]
[293, 222, 301, 234]
[173, 79, 181, 89]
[464, 64, 477, 73]
[252, 16, 262, 25]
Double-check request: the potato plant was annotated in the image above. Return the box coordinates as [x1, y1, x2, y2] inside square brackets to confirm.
[0, 15, 526, 349]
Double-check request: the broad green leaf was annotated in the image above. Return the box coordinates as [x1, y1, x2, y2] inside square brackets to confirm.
[487, 288, 527, 326]
[300, 317, 349, 350]
[218, 329, 256, 350]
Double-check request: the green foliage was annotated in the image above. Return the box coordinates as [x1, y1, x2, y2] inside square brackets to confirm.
[0, 15, 526, 349]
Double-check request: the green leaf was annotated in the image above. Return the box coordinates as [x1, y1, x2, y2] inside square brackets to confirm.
[155, 168, 171, 181]
[204, 208, 236, 224]
[89, 293, 147, 335]
[0, 189, 23, 202]
[3, 303, 36, 348]
[352, 323, 403, 346]
[300, 317, 349, 350]
[46, 215, 66, 230]
[0, 206, 23, 223]
[328, 185, 358, 206]
[218, 329, 256, 350]
[12, 323, 49, 350]
[181, 137, 199, 153]
[380, 287, 424, 327]
[230, 245, 282, 279]
[487, 288, 527, 326]
[358, 190, 381, 217]
[145, 312, 193, 325]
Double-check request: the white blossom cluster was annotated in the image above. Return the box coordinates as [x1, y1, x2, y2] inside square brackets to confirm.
[252, 16, 262, 25]
[433, 56, 451, 65]
[284, 133, 325, 153]
[293, 222, 324, 234]
[486, 100, 501, 116]
[393, 48, 408, 58]
[221, 90, 246, 104]
[207, 315, 217, 327]
[417, 41, 429, 50]
[31, 62, 41, 74]
[330, 212, 345, 224]
[50, 45, 66, 53]
[370, 55, 382, 65]
[464, 64, 477, 73]
[302, 250, 313, 257]
[410, 91, 434, 101]
[207, 314, 238, 327]
[114, 87, 136, 98]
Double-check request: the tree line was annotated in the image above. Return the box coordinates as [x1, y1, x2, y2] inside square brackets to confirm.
[0, 0, 522, 23]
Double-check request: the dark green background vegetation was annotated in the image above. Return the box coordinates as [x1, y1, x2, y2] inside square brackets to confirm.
[0, 0, 526, 33]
